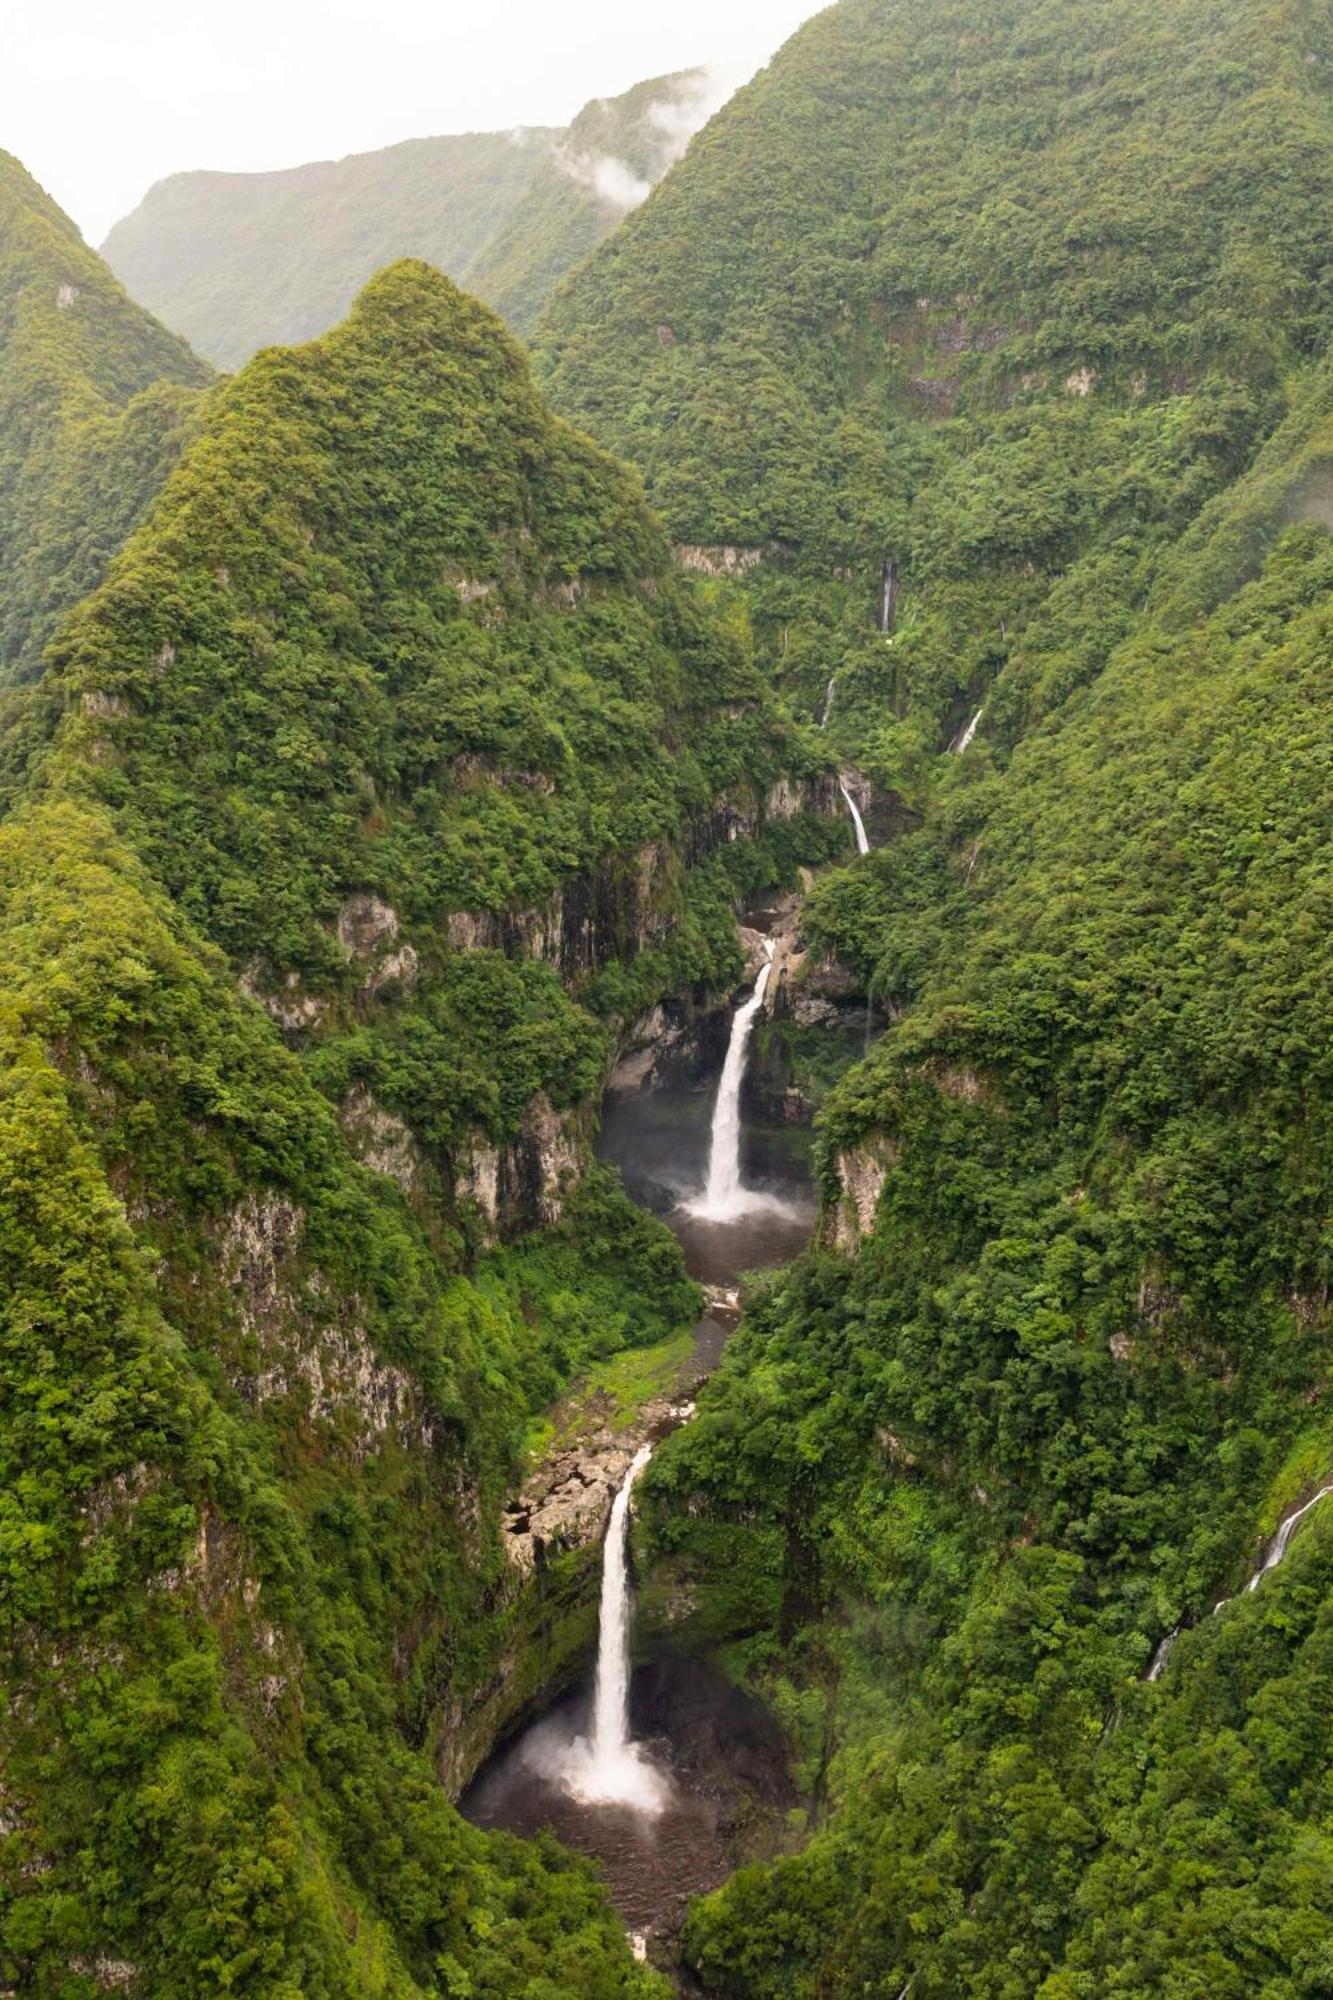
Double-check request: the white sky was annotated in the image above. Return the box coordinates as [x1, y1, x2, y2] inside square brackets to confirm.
[2, 0, 828, 246]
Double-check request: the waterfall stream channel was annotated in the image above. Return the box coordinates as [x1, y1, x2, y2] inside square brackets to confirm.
[462, 904, 817, 1964]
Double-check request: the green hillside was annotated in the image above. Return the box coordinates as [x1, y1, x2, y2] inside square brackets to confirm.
[467, 69, 718, 335]
[522, 0, 1333, 1990]
[0, 152, 210, 686]
[102, 70, 715, 370]
[540, 0, 1333, 767]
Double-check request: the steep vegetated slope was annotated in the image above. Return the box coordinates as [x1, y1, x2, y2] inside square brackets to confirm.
[466, 70, 723, 338]
[538, 2, 1333, 1992]
[0, 249, 829, 1993]
[541, 0, 1333, 779]
[0, 153, 211, 687]
[21, 258, 826, 1231]
[103, 70, 715, 370]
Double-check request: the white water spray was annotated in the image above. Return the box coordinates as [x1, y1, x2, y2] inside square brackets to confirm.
[952, 708, 984, 755]
[687, 943, 783, 1222]
[819, 676, 837, 728]
[840, 781, 871, 856]
[561, 1444, 666, 1812]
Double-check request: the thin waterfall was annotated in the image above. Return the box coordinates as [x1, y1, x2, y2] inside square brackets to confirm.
[563, 1444, 665, 1812]
[1145, 1630, 1178, 1683]
[688, 943, 776, 1220]
[1147, 1482, 1333, 1681]
[840, 781, 871, 856]
[952, 708, 984, 755]
[819, 675, 837, 728]
[879, 557, 899, 634]
[1247, 1483, 1333, 1591]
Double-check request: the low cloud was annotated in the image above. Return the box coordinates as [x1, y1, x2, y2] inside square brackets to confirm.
[557, 65, 734, 214]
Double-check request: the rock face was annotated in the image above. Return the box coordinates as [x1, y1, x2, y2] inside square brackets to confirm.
[338, 1083, 425, 1195]
[826, 1139, 900, 1253]
[238, 962, 326, 1033]
[502, 1396, 696, 1575]
[458, 1091, 586, 1242]
[674, 542, 776, 577]
[337, 893, 420, 995]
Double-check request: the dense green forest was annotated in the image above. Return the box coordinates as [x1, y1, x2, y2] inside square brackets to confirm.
[543, 0, 1333, 1990]
[9, 0, 1333, 1990]
[102, 69, 715, 369]
[0, 202, 824, 1993]
[540, 0, 1333, 771]
[0, 153, 211, 687]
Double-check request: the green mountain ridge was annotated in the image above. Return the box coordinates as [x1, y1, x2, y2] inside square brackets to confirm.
[0, 151, 211, 688]
[102, 68, 716, 370]
[8, 0, 1333, 1991]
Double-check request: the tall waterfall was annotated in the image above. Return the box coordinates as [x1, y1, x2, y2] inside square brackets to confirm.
[563, 1444, 665, 1812]
[840, 781, 871, 856]
[688, 942, 776, 1220]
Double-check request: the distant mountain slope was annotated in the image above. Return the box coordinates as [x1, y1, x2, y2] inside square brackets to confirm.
[102, 70, 716, 369]
[539, 0, 1333, 760]
[466, 70, 723, 335]
[0, 152, 210, 685]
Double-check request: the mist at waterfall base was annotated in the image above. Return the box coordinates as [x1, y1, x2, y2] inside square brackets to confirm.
[462, 1442, 791, 1938]
[598, 943, 818, 1286]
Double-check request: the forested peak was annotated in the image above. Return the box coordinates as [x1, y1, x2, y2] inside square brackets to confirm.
[26, 250, 775, 994]
[541, 0, 1333, 542]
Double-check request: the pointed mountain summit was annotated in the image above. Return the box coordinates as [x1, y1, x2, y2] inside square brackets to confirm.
[0, 151, 211, 684]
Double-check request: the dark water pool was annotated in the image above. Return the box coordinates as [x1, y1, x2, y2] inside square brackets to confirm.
[462, 1659, 793, 1947]
[462, 990, 812, 1953]
[597, 1059, 815, 1289]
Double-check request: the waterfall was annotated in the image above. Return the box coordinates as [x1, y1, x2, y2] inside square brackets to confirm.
[951, 708, 984, 755]
[1145, 1630, 1178, 1683]
[1147, 1482, 1333, 1682]
[688, 943, 776, 1221]
[819, 675, 837, 728]
[1246, 1484, 1333, 1592]
[879, 557, 899, 634]
[840, 781, 871, 856]
[562, 1444, 665, 1813]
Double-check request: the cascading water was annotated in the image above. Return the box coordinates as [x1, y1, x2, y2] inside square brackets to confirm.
[1147, 1482, 1333, 1680]
[561, 1443, 666, 1812]
[952, 708, 984, 755]
[819, 675, 837, 728]
[1246, 1483, 1333, 1592]
[687, 944, 779, 1221]
[839, 781, 871, 857]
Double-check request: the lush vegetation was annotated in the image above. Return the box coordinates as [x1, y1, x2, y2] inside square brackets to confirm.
[0, 151, 210, 686]
[540, 0, 1333, 771]
[103, 69, 712, 369]
[0, 797, 686, 1996]
[0, 203, 812, 1992]
[628, 132, 1333, 2000]
[9, 257, 817, 1226]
